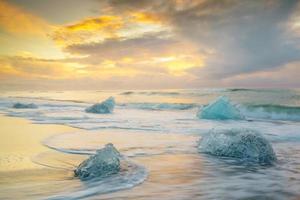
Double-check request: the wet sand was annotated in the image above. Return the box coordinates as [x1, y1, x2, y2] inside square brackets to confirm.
[0, 114, 203, 200]
[0, 115, 83, 200]
[0, 115, 76, 171]
[2, 114, 299, 200]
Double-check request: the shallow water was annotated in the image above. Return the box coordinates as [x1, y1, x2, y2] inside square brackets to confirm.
[0, 88, 300, 199]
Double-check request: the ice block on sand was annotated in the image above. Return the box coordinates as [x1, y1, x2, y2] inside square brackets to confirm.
[198, 128, 276, 165]
[74, 143, 121, 180]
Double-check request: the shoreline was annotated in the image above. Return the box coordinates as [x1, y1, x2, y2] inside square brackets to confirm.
[0, 114, 77, 172]
[0, 114, 202, 199]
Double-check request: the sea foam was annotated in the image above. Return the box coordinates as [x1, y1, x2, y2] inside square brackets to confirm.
[122, 102, 195, 110]
[240, 104, 300, 121]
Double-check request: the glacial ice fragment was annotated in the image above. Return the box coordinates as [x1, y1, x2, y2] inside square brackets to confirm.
[13, 102, 38, 109]
[198, 128, 277, 164]
[197, 96, 244, 120]
[74, 143, 121, 180]
[85, 97, 115, 114]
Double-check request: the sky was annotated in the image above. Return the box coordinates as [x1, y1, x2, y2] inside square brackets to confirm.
[0, 0, 300, 90]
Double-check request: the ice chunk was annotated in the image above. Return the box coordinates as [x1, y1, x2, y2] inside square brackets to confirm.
[74, 143, 121, 180]
[197, 96, 244, 120]
[198, 128, 276, 164]
[13, 102, 38, 109]
[85, 97, 115, 114]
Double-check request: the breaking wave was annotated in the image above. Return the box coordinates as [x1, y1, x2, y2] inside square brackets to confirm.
[241, 104, 300, 121]
[120, 102, 196, 110]
[120, 91, 180, 96]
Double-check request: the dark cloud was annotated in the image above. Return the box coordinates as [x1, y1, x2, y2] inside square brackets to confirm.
[171, 0, 300, 78]
[106, 0, 165, 11]
[66, 33, 179, 63]
[221, 61, 300, 88]
[9, 0, 100, 24]
[105, 0, 300, 80]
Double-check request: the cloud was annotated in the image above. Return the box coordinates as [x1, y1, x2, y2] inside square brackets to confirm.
[222, 61, 300, 88]
[0, 0, 53, 36]
[52, 15, 124, 46]
[175, 0, 300, 78]
[2, 0, 300, 89]
[0, 56, 83, 79]
[66, 33, 178, 59]
[0, 54, 198, 90]
[65, 15, 123, 31]
[130, 12, 164, 24]
[51, 10, 169, 47]
[288, 1, 300, 40]
[65, 32, 205, 75]
[105, 0, 300, 80]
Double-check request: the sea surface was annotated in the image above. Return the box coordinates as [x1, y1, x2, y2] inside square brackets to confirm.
[0, 88, 300, 199]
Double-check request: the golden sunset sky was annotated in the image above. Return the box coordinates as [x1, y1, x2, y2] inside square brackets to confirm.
[0, 0, 300, 90]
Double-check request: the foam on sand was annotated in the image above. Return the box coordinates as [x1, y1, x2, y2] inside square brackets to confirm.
[198, 128, 276, 165]
[197, 96, 244, 120]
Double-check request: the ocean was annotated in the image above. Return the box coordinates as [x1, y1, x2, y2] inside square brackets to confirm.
[0, 88, 300, 199]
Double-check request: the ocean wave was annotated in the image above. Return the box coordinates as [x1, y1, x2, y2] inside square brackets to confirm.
[8, 96, 87, 104]
[227, 88, 255, 92]
[120, 91, 180, 96]
[3, 96, 196, 111]
[59, 124, 162, 132]
[120, 91, 134, 95]
[226, 88, 288, 93]
[120, 102, 196, 110]
[241, 104, 300, 121]
[40, 103, 86, 108]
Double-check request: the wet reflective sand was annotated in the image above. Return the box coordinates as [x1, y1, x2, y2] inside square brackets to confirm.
[1, 115, 300, 200]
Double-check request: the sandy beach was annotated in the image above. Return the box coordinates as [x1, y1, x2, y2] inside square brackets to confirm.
[0, 115, 81, 199]
[0, 115, 75, 171]
[0, 88, 300, 199]
[0, 114, 204, 200]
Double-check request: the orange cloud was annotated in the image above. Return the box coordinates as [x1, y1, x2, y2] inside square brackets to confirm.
[52, 15, 124, 46]
[0, 55, 144, 81]
[0, 56, 85, 79]
[52, 12, 171, 47]
[0, 0, 53, 36]
[130, 12, 163, 24]
[66, 15, 123, 31]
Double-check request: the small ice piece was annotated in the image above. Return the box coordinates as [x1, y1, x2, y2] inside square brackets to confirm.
[197, 96, 244, 120]
[13, 102, 38, 109]
[198, 128, 277, 164]
[85, 97, 115, 114]
[74, 143, 121, 180]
